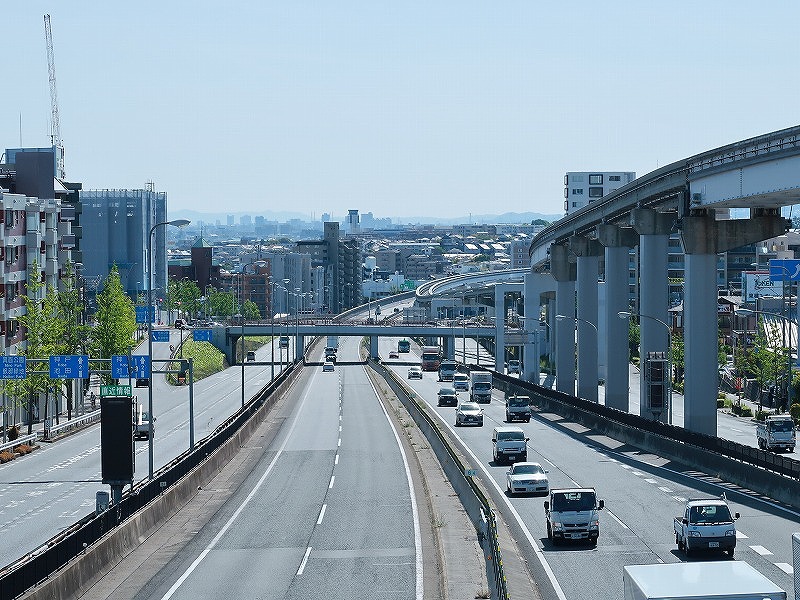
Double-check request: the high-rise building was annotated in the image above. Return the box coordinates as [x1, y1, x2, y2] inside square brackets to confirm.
[564, 172, 635, 214]
[78, 189, 168, 300]
[297, 221, 361, 312]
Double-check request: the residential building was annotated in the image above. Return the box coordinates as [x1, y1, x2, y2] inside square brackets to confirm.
[564, 171, 636, 214]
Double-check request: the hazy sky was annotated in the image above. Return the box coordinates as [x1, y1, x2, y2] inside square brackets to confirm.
[4, 2, 800, 220]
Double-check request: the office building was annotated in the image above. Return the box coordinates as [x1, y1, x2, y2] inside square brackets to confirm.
[564, 171, 636, 214]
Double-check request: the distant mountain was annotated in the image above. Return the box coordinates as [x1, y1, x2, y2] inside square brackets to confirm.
[170, 208, 563, 226]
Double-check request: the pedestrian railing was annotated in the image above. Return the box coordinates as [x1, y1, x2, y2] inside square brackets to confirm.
[43, 409, 101, 440]
[0, 433, 38, 454]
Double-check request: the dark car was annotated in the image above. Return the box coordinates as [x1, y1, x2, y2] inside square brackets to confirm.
[437, 386, 458, 407]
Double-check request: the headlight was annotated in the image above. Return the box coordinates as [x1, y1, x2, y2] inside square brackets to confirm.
[688, 531, 701, 537]
[551, 522, 563, 529]
[590, 520, 599, 528]
[725, 529, 736, 537]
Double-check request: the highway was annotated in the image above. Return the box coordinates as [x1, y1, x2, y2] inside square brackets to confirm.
[0, 326, 290, 562]
[131, 335, 424, 600]
[382, 337, 800, 599]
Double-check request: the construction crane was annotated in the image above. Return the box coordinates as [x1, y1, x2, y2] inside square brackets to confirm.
[44, 13, 65, 178]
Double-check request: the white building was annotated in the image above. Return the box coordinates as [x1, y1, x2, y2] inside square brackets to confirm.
[564, 171, 636, 214]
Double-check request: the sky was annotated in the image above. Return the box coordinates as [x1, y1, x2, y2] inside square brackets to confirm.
[4, 2, 800, 221]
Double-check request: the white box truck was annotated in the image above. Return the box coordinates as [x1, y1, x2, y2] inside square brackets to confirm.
[623, 561, 786, 600]
[469, 372, 492, 403]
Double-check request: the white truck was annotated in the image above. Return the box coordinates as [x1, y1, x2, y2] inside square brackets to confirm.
[623, 561, 786, 600]
[756, 414, 796, 452]
[134, 402, 155, 440]
[544, 487, 604, 545]
[674, 496, 739, 557]
[505, 394, 531, 422]
[469, 371, 492, 404]
[438, 360, 457, 382]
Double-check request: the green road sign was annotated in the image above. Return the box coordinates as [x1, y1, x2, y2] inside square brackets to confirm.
[100, 385, 132, 397]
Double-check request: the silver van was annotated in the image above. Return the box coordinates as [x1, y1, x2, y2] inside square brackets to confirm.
[492, 426, 528, 464]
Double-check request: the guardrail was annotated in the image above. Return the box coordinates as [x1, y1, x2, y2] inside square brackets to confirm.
[0, 361, 300, 600]
[43, 410, 101, 441]
[0, 433, 38, 454]
[367, 358, 509, 599]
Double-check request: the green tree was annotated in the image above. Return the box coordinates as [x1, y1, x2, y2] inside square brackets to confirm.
[94, 266, 137, 380]
[56, 262, 93, 419]
[16, 261, 60, 433]
[209, 288, 235, 318]
[627, 320, 640, 360]
[531, 218, 550, 226]
[243, 299, 260, 320]
[671, 333, 685, 384]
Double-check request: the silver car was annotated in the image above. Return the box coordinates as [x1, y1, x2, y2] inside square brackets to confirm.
[407, 366, 423, 379]
[455, 402, 484, 426]
[506, 462, 549, 496]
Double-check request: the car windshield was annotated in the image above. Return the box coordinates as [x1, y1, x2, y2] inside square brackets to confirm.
[551, 491, 596, 511]
[141, 412, 151, 421]
[690, 504, 732, 524]
[512, 464, 542, 475]
[459, 404, 479, 412]
[497, 431, 524, 441]
[508, 397, 529, 407]
[769, 420, 794, 432]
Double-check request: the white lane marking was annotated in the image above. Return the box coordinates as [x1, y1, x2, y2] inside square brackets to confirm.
[317, 504, 327, 525]
[658, 487, 673, 493]
[297, 547, 312, 576]
[631, 471, 644, 477]
[673, 496, 687, 503]
[644, 479, 657, 484]
[365, 369, 424, 600]
[158, 370, 318, 600]
[621, 464, 632, 469]
[329, 476, 335, 489]
[749, 545, 773, 556]
[337, 438, 341, 447]
[775, 562, 793, 575]
[604, 509, 629, 529]
[335, 454, 339, 465]
[428, 403, 567, 599]
[339, 425, 342, 432]
[736, 530, 749, 539]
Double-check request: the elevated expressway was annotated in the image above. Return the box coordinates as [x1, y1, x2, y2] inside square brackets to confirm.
[517, 126, 800, 437]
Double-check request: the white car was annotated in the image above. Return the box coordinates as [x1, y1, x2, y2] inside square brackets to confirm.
[407, 366, 423, 379]
[454, 402, 484, 426]
[322, 361, 335, 372]
[506, 462, 549, 496]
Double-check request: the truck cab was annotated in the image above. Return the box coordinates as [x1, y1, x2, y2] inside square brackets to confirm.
[438, 360, 457, 381]
[674, 497, 739, 557]
[544, 488, 603, 545]
[505, 394, 531, 422]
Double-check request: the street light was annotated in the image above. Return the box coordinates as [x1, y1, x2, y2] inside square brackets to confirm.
[269, 276, 275, 380]
[147, 218, 190, 479]
[735, 307, 793, 411]
[618, 311, 672, 424]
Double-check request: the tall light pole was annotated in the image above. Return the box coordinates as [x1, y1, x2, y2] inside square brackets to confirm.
[556, 314, 599, 401]
[147, 218, 190, 479]
[618, 311, 672, 424]
[269, 276, 275, 380]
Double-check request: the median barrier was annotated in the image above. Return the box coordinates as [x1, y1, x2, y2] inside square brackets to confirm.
[42, 410, 101, 441]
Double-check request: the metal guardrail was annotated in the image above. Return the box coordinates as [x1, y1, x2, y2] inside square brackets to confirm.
[43, 410, 101, 440]
[0, 434, 38, 454]
[367, 358, 509, 600]
[0, 363, 298, 600]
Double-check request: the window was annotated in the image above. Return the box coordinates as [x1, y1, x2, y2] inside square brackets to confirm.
[589, 187, 604, 198]
[571, 175, 584, 182]
[4, 209, 13, 228]
[609, 175, 621, 182]
[572, 188, 584, 195]
[589, 174, 603, 185]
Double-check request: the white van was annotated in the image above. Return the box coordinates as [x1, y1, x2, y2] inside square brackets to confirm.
[492, 426, 528, 464]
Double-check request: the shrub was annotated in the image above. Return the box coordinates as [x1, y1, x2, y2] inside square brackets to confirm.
[740, 406, 753, 418]
[717, 398, 725, 408]
[754, 410, 769, 422]
[15, 444, 33, 454]
[0, 450, 14, 463]
[7, 425, 18, 441]
[790, 403, 800, 421]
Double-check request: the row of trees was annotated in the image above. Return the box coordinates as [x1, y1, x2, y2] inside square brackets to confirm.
[162, 279, 261, 322]
[8, 263, 138, 433]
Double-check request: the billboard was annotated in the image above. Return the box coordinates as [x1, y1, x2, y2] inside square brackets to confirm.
[743, 271, 783, 302]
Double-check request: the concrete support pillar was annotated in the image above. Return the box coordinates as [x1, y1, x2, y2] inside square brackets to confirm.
[294, 334, 305, 361]
[597, 224, 638, 411]
[551, 243, 577, 395]
[442, 336, 455, 360]
[494, 284, 505, 372]
[631, 208, 674, 422]
[679, 208, 789, 435]
[369, 335, 378, 359]
[572, 236, 601, 402]
[523, 273, 550, 384]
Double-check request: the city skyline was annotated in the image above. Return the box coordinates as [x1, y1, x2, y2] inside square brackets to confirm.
[4, 2, 800, 218]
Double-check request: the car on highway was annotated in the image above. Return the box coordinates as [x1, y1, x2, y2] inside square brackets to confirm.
[246, 351, 256, 361]
[323, 361, 335, 372]
[437, 386, 458, 407]
[506, 462, 549, 495]
[388, 351, 399, 359]
[407, 366, 423, 379]
[455, 402, 484, 426]
[174, 318, 186, 329]
[453, 373, 469, 391]
[507, 359, 520, 374]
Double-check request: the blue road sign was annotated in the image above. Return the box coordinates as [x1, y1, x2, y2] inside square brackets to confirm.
[111, 355, 151, 379]
[193, 329, 212, 342]
[0, 356, 26, 379]
[769, 259, 800, 281]
[151, 330, 170, 342]
[136, 306, 156, 323]
[49, 355, 89, 379]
